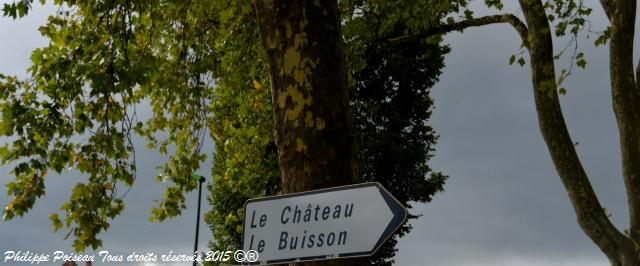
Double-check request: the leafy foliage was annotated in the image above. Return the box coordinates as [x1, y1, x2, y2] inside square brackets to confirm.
[1, 0, 215, 251]
[1, 1, 449, 261]
[543, 0, 597, 94]
[342, 1, 448, 264]
[205, 2, 450, 265]
[350, 38, 448, 265]
[203, 0, 280, 254]
[2, 0, 35, 19]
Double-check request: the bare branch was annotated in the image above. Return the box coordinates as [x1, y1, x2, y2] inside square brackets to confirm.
[388, 14, 529, 48]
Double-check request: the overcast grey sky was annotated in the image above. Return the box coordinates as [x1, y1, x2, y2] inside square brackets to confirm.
[0, 1, 637, 265]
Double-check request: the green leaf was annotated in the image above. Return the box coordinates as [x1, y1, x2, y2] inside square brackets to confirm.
[446, 17, 455, 24]
[50, 213, 63, 231]
[547, 14, 555, 22]
[191, 173, 204, 182]
[0, 145, 9, 161]
[577, 58, 587, 69]
[463, 9, 473, 20]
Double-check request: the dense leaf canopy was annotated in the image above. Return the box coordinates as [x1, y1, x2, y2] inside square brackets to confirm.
[1, 1, 451, 262]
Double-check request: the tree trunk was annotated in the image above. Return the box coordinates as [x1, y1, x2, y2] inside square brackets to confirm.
[388, 0, 640, 264]
[601, 0, 640, 247]
[519, 0, 639, 264]
[254, 1, 365, 265]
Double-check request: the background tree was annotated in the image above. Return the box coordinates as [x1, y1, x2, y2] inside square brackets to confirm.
[387, 0, 640, 264]
[204, 0, 281, 254]
[342, 1, 449, 263]
[204, 1, 449, 265]
[1, 2, 450, 263]
[253, 2, 372, 265]
[1, 0, 217, 250]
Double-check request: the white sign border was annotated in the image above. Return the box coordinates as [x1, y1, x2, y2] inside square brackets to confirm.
[241, 182, 408, 265]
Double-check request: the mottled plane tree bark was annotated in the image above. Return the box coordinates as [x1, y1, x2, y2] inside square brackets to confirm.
[254, 1, 359, 195]
[254, 1, 364, 265]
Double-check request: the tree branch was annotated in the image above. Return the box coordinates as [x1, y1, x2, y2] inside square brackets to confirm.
[598, 0, 615, 21]
[636, 58, 640, 92]
[604, 0, 640, 246]
[388, 14, 529, 48]
[518, 0, 635, 260]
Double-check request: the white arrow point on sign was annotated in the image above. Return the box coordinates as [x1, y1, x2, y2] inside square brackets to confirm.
[336, 186, 393, 254]
[242, 183, 407, 264]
